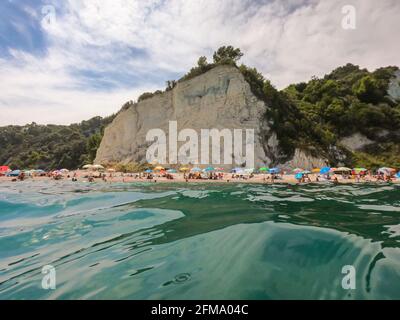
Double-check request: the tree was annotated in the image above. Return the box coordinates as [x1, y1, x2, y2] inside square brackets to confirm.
[213, 46, 243, 65]
[87, 133, 102, 163]
[138, 92, 155, 102]
[352, 75, 386, 104]
[197, 56, 208, 69]
[166, 80, 177, 91]
[239, 64, 265, 100]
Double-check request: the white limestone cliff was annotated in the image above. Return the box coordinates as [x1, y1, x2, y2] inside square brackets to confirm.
[95, 65, 276, 168]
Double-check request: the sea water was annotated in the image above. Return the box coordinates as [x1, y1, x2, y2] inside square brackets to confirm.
[0, 181, 399, 299]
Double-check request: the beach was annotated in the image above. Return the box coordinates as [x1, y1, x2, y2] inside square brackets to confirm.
[1, 170, 399, 185]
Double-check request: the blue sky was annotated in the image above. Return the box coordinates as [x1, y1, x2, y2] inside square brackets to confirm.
[0, 0, 399, 125]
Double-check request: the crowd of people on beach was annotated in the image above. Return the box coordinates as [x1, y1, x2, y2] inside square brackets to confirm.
[1, 165, 399, 185]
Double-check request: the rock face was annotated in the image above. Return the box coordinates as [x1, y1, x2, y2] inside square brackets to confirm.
[388, 70, 400, 102]
[282, 149, 328, 170]
[95, 65, 277, 168]
[340, 133, 374, 151]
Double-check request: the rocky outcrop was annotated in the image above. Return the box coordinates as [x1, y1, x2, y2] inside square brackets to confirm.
[388, 70, 400, 102]
[282, 149, 328, 170]
[95, 65, 278, 168]
[340, 133, 374, 152]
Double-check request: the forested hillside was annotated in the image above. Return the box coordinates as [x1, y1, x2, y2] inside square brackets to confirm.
[0, 115, 115, 170]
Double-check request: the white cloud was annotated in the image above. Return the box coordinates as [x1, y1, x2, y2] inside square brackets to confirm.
[0, 51, 159, 125]
[1, 0, 399, 125]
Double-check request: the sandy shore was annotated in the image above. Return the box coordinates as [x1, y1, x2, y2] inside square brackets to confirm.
[1, 171, 398, 185]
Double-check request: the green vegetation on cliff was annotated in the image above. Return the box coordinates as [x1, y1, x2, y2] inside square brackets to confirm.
[283, 64, 400, 167]
[0, 115, 115, 170]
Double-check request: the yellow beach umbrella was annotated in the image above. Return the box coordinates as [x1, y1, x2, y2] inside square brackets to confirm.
[311, 168, 320, 173]
[154, 166, 165, 171]
[179, 167, 189, 172]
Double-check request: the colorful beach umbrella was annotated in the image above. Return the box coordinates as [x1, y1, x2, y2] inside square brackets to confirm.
[203, 166, 215, 172]
[320, 167, 331, 174]
[295, 173, 303, 180]
[335, 167, 352, 172]
[244, 168, 255, 174]
[259, 167, 269, 172]
[7, 170, 21, 177]
[378, 167, 396, 174]
[0, 166, 10, 172]
[353, 168, 367, 174]
[215, 167, 225, 172]
[269, 168, 280, 174]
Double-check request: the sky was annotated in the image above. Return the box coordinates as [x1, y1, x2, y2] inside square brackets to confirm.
[0, 0, 399, 125]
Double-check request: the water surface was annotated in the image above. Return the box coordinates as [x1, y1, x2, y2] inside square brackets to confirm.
[0, 181, 399, 299]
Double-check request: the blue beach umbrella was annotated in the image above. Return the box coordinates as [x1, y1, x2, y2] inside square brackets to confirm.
[7, 170, 21, 177]
[203, 166, 215, 172]
[396, 172, 400, 178]
[167, 169, 177, 173]
[191, 167, 202, 172]
[295, 173, 303, 180]
[320, 167, 331, 174]
[145, 169, 153, 173]
[269, 168, 280, 174]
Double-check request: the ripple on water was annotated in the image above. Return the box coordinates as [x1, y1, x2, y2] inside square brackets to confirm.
[0, 181, 400, 299]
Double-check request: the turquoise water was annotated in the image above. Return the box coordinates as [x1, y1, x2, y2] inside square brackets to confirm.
[0, 181, 400, 300]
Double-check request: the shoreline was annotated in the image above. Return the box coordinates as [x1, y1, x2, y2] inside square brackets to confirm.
[1, 172, 399, 186]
